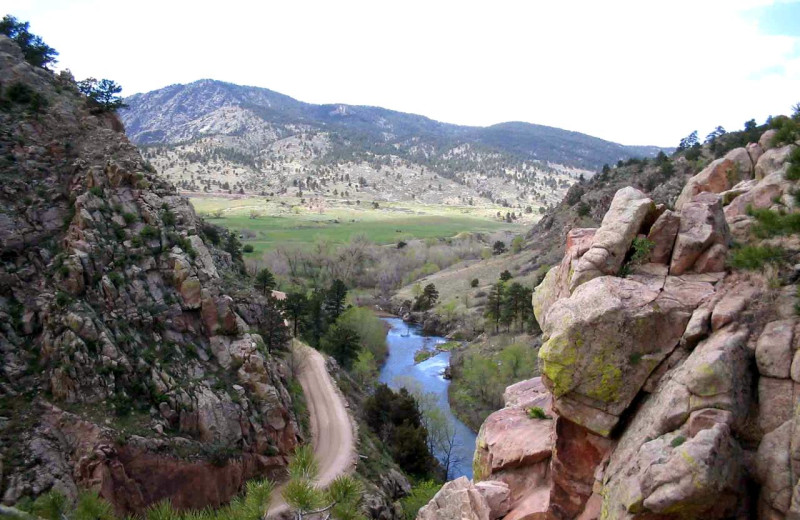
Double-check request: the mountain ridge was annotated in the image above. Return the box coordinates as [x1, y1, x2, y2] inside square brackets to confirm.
[123, 78, 668, 167]
[120, 79, 670, 209]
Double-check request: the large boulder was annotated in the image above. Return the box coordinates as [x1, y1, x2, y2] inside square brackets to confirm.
[724, 170, 793, 220]
[675, 153, 748, 210]
[569, 187, 654, 291]
[532, 228, 596, 326]
[474, 481, 512, 520]
[637, 424, 744, 517]
[473, 377, 555, 510]
[417, 477, 491, 520]
[755, 144, 794, 180]
[538, 276, 707, 436]
[756, 319, 795, 379]
[646, 209, 680, 264]
[601, 325, 752, 519]
[670, 192, 729, 276]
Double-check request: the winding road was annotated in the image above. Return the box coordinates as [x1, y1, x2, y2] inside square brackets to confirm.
[266, 341, 356, 517]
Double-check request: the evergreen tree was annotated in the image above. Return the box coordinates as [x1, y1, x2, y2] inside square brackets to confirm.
[77, 78, 128, 112]
[0, 16, 58, 68]
[414, 283, 439, 311]
[303, 289, 326, 348]
[499, 270, 513, 282]
[282, 291, 308, 337]
[324, 279, 348, 321]
[320, 323, 361, 369]
[484, 282, 505, 333]
[255, 268, 276, 295]
[261, 294, 290, 354]
[492, 241, 507, 255]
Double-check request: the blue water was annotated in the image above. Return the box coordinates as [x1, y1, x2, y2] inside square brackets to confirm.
[379, 317, 477, 479]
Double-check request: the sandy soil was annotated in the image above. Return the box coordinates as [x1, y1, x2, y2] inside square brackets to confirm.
[266, 342, 356, 517]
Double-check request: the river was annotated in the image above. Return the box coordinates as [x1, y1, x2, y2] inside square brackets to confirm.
[378, 317, 477, 479]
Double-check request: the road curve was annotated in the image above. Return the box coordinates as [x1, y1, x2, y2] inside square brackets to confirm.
[266, 341, 356, 517]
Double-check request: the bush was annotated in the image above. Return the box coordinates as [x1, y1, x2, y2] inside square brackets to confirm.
[748, 206, 800, 237]
[400, 481, 441, 520]
[243, 244, 254, 253]
[729, 245, 786, 270]
[670, 435, 687, 448]
[336, 307, 388, 361]
[140, 225, 159, 240]
[576, 201, 591, 217]
[161, 208, 176, 226]
[786, 146, 800, 181]
[470, 278, 479, 288]
[527, 406, 550, 420]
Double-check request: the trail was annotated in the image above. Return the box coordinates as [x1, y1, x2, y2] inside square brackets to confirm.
[266, 341, 356, 517]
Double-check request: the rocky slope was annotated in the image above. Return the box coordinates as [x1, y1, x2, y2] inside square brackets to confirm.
[418, 125, 800, 518]
[0, 36, 302, 513]
[119, 80, 667, 208]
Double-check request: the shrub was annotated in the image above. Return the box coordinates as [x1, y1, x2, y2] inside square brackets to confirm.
[202, 223, 221, 245]
[470, 278, 479, 288]
[786, 146, 800, 181]
[122, 212, 137, 225]
[630, 237, 654, 265]
[527, 406, 550, 420]
[202, 442, 239, 467]
[336, 307, 388, 361]
[89, 186, 103, 197]
[670, 435, 686, 448]
[161, 208, 176, 226]
[576, 201, 591, 217]
[243, 244, 254, 253]
[729, 245, 786, 270]
[108, 271, 124, 287]
[400, 481, 441, 520]
[140, 225, 159, 240]
[748, 206, 800, 237]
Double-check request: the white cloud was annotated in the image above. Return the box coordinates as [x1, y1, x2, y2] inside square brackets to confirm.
[9, 0, 800, 146]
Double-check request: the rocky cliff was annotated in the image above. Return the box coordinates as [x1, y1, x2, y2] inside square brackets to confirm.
[0, 35, 300, 513]
[419, 124, 800, 518]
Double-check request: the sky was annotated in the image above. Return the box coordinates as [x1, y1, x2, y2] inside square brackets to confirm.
[7, 0, 800, 146]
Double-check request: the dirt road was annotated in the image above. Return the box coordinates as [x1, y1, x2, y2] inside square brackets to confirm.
[266, 342, 356, 517]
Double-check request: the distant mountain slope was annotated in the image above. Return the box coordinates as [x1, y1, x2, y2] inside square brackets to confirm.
[120, 80, 669, 209]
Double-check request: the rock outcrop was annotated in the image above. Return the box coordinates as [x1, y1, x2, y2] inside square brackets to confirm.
[0, 35, 298, 513]
[426, 128, 800, 520]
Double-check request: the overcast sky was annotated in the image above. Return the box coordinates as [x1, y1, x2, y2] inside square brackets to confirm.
[8, 0, 800, 146]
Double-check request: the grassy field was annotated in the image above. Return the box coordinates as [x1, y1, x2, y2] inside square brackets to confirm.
[190, 196, 525, 254]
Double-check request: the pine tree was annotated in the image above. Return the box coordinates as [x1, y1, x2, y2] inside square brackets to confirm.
[261, 294, 290, 354]
[324, 279, 348, 321]
[0, 16, 58, 68]
[320, 323, 361, 369]
[282, 292, 308, 337]
[484, 282, 505, 333]
[255, 268, 276, 295]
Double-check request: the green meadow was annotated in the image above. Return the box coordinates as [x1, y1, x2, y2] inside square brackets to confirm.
[189, 196, 523, 255]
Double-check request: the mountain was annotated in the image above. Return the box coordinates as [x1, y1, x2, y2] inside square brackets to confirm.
[120, 80, 669, 208]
